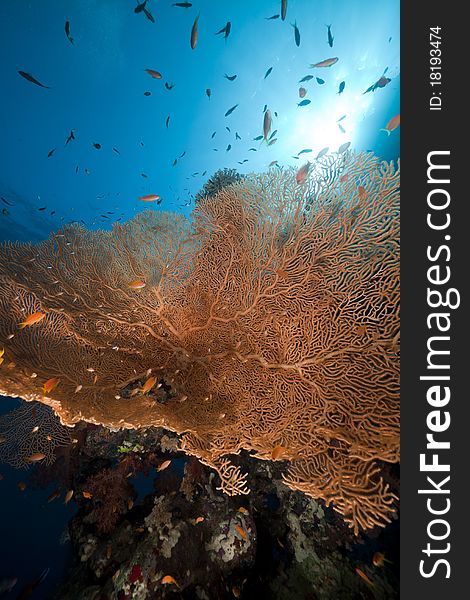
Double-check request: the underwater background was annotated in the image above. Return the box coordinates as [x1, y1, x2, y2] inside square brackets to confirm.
[0, 1, 399, 598]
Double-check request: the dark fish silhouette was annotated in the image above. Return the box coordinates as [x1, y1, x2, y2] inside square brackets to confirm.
[165, 82, 175, 90]
[206, 88, 211, 99]
[144, 91, 151, 96]
[1, 197, 14, 206]
[292, 21, 300, 46]
[235, 132, 241, 140]
[363, 74, 391, 94]
[298, 148, 312, 155]
[113, 147, 120, 154]
[216, 22, 231, 40]
[92, 143, 101, 149]
[226, 144, 231, 152]
[224, 74, 237, 81]
[172, 158, 178, 167]
[224, 104, 239, 116]
[75, 166, 79, 173]
[172, 2, 192, 7]
[18, 71, 50, 88]
[143, 7, 155, 22]
[211, 131, 216, 138]
[253, 135, 263, 141]
[264, 67, 273, 79]
[327, 24, 334, 47]
[38, 206, 46, 211]
[338, 123, 346, 133]
[269, 129, 277, 140]
[263, 104, 267, 112]
[65, 129, 75, 145]
[65, 21, 74, 44]
[134, 1, 147, 13]
[166, 115, 170, 128]
[316, 77, 325, 84]
[298, 99, 311, 107]
[179, 151, 186, 158]
[281, 0, 287, 21]
[47, 148, 56, 158]
[248, 147, 257, 151]
[299, 75, 313, 82]
[226, 126, 231, 132]
[266, 14, 280, 20]
[337, 115, 346, 122]
[338, 81, 345, 94]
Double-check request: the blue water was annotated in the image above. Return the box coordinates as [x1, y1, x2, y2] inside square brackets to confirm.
[0, 0, 399, 596]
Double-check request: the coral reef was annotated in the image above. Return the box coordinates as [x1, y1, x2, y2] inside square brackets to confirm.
[0, 152, 400, 533]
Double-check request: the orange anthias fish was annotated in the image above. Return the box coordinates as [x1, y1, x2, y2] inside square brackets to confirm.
[271, 444, 286, 459]
[19, 311, 45, 329]
[82, 490, 93, 499]
[310, 57, 338, 68]
[64, 490, 74, 504]
[43, 377, 60, 394]
[380, 114, 400, 135]
[141, 376, 157, 394]
[190, 13, 200, 49]
[355, 567, 375, 587]
[128, 279, 146, 290]
[194, 516, 205, 524]
[298, 87, 307, 98]
[281, 0, 287, 21]
[295, 162, 311, 185]
[139, 194, 161, 202]
[145, 69, 162, 79]
[372, 552, 393, 567]
[27, 453, 46, 462]
[234, 524, 248, 540]
[161, 575, 179, 586]
[157, 459, 172, 472]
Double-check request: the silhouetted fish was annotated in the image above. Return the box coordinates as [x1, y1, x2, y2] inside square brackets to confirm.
[224, 74, 237, 81]
[134, 1, 147, 13]
[143, 7, 155, 22]
[65, 129, 75, 145]
[226, 144, 231, 152]
[298, 99, 311, 107]
[211, 131, 216, 138]
[327, 24, 334, 47]
[264, 66, 273, 79]
[18, 71, 50, 88]
[216, 22, 231, 40]
[292, 21, 300, 46]
[172, 2, 192, 7]
[224, 104, 239, 116]
[190, 13, 200, 49]
[338, 81, 345, 94]
[47, 148, 56, 158]
[165, 82, 175, 90]
[113, 147, 120, 154]
[92, 143, 101, 149]
[65, 21, 74, 44]
[316, 77, 325, 84]
[1, 197, 14, 206]
[299, 75, 313, 82]
[166, 115, 170, 128]
[281, 0, 287, 21]
[266, 14, 280, 20]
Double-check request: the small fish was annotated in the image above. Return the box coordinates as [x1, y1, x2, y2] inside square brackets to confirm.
[380, 114, 400, 135]
[226, 144, 231, 152]
[65, 21, 74, 44]
[269, 129, 277, 140]
[19, 312, 45, 329]
[248, 147, 257, 151]
[92, 143, 101, 149]
[298, 148, 312, 155]
[295, 162, 310, 185]
[355, 568, 375, 588]
[165, 82, 175, 90]
[47, 490, 61, 503]
[43, 377, 60, 394]
[310, 57, 338, 68]
[65, 129, 75, 145]
[172, 158, 178, 167]
[263, 104, 268, 113]
[264, 66, 273, 79]
[173, 2, 192, 7]
[74, 385, 82, 393]
[338, 141, 350, 153]
[143, 7, 155, 22]
[316, 77, 325, 84]
[337, 115, 346, 122]
[190, 13, 200, 49]
[179, 151, 186, 158]
[145, 68, 162, 79]
[161, 575, 179, 586]
[64, 490, 74, 504]
[363, 75, 391, 94]
[338, 81, 345, 94]
[141, 376, 157, 394]
[224, 74, 237, 81]
[326, 24, 334, 48]
[47, 148, 56, 157]
[82, 491, 93, 499]
[128, 279, 146, 289]
[165, 115, 170, 129]
[216, 22, 231, 40]
[211, 131, 216, 138]
[298, 87, 307, 98]
[27, 452, 46, 462]
[144, 91, 151, 96]
[298, 99, 311, 107]
[372, 552, 392, 567]
[206, 88, 211, 99]
[134, 1, 147, 13]
[225, 104, 239, 117]
[113, 147, 120, 154]
[18, 71, 50, 88]
[235, 132, 241, 140]
[140, 192, 160, 202]
[1, 197, 14, 206]
[268, 138, 277, 146]
[263, 109, 272, 141]
[281, 0, 287, 21]
[271, 445, 286, 459]
[38, 206, 46, 211]
[316, 146, 329, 159]
[299, 75, 313, 83]
[338, 123, 345, 133]
[141, 172, 148, 178]
[194, 516, 204, 524]
[292, 21, 300, 46]
[157, 459, 172, 472]
[234, 524, 248, 540]
[266, 14, 280, 20]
